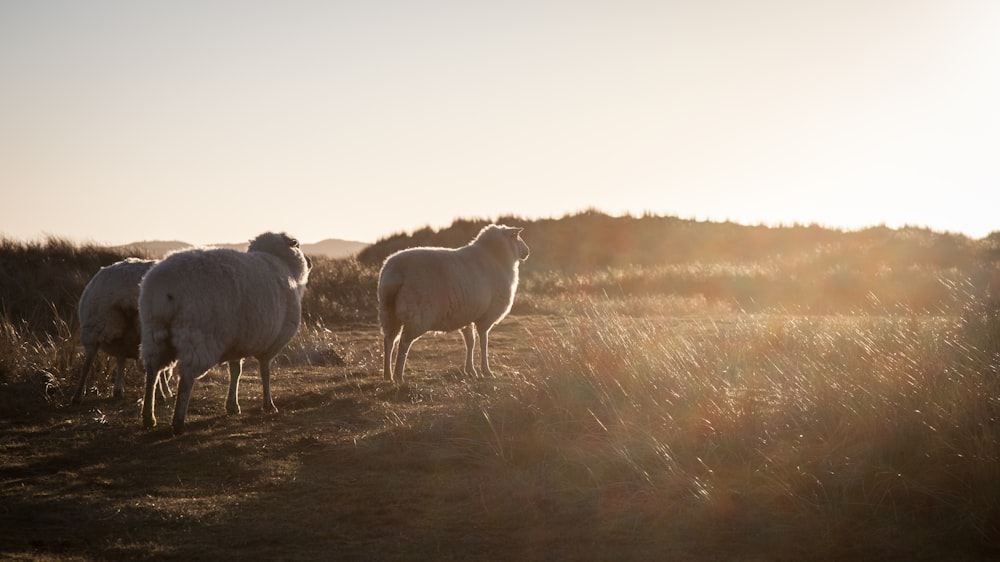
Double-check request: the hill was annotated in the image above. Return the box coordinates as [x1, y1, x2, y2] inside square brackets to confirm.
[357, 211, 999, 314]
[119, 237, 369, 259]
[3, 212, 997, 340]
[358, 211, 992, 272]
[302, 238, 370, 258]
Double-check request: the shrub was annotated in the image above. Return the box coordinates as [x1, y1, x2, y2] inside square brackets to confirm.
[300, 256, 380, 326]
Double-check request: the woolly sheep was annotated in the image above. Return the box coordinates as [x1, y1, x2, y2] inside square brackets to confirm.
[71, 258, 171, 404]
[139, 232, 311, 434]
[378, 224, 530, 381]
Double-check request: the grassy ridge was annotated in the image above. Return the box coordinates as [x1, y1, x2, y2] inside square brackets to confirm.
[363, 211, 999, 314]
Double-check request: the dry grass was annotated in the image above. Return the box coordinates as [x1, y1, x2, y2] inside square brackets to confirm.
[2, 304, 999, 560]
[5, 218, 998, 560]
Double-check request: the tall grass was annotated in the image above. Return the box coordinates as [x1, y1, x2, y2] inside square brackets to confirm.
[0, 238, 142, 412]
[0, 310, 78, 416]
[0, 236, 140, 337]
[520, 260, 977, 314]
[460, 298, 1000, 556]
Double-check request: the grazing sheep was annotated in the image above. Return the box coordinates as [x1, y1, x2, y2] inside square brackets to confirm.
[71, 258, 171, 404]
[379, 224, 530, 381]
[139, 232, 311, 434]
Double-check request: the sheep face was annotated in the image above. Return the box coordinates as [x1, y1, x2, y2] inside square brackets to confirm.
[510, 227, 530, 261]
[478, 225, 530, 264]
[247, 231, 312, 283]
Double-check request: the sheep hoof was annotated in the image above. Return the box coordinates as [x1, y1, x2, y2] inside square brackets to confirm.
[143, 417, 157, 429]
[226, 402, 240, 415]
[171, 423, 185, 436]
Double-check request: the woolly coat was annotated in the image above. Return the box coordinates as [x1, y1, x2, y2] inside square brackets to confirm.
[72, 258, 156, 403]
[378, 224, 529, 380]
[79, 258, 154, 360]
[140, 234, 309, 374]
[139, 232, 310, 433]
[379, 225, 528, 336]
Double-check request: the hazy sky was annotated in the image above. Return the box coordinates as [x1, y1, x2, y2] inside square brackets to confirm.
[2, 1, 998, 245]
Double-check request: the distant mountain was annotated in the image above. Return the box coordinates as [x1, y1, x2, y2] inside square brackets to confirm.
[301, 238, 370, 258]
[119, 238, 369, 259]
[115, 240, 190, 258]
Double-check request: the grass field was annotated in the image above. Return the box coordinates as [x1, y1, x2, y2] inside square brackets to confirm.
[2, 223, 999, 560]
[2, 298, 999, 560]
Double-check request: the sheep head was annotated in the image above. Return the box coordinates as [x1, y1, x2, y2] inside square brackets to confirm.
[247, 231, 311, 284]
[476, 224, 530, 264]
[509, 227, 530, 261]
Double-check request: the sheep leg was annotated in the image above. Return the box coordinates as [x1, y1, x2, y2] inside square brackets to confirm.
[111, 357, 128, 399]
[141, 364, 160, 428]
[71, 346, 99, 404]
[382, 332, 398, 381]
[460, 325, 478, 376]
[393, 332, 416, 382]
[225, 360, 243, 415]
[477, 325, 494, 378]
[170, 368, 199, 435]
[259, 359, 278, 413]
[382, 319, 402, 381]
[157, 369, 173, 399]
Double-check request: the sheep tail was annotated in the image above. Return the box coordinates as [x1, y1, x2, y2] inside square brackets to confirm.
[378, 270, 403, 324]
[141, 290, 178, 367]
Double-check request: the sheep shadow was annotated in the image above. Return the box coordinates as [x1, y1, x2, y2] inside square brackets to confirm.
[0, 383, 375, 559]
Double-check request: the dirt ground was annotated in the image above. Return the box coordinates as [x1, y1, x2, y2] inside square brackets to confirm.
[1, 318, 598, 561]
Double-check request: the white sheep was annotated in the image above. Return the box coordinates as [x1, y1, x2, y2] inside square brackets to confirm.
[139, 232, 311, 434]
[378, 224, 530, 381]
[71, 258, 171, 404]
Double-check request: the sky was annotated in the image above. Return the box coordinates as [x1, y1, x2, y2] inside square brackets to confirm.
[1, 0, 998, 246]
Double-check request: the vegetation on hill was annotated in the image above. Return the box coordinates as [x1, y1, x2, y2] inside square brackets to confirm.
[5, 211, 999, 340]
[0, 237, 147, 338]
[361, 210, 999, 314]
[361, 210, 988, 270]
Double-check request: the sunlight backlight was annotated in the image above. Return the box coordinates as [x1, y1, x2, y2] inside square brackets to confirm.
[1, 1, 998, 245]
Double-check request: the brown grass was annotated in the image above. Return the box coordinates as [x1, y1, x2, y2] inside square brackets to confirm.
[2, 228, 999, 561]
[2, 309, 999, 561]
